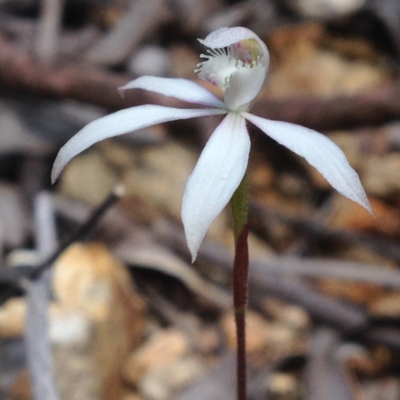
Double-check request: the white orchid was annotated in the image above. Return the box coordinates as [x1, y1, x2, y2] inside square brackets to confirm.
[52, 26, 372, 262]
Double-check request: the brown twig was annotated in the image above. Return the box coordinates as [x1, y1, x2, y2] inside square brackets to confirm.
[1, 34, 400, 131]
[154, 219, 368, 332]
[252, 84, 400, 131]
[0, 34, 187, 110]
[0, 35, 128, 109]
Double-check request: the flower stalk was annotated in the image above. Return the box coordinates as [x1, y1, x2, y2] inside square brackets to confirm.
[231, 173, 249, 400]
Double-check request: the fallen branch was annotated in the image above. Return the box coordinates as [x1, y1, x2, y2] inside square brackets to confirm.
[0, 37, 124, 108]
[252, 84, 400, 131]
[1, 34, 400, 131]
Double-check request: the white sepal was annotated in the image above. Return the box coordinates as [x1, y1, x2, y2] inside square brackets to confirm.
[244, 113, 373, 214]
[199, 27, 269, 66]
[52, 105, 226, 183]
[119, 76, 225, 108]
[182, 113, 250, 262]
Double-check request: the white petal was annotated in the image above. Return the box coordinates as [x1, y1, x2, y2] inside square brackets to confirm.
[244, 113, 373, 214]
[199, 27, 269, 66]
[52, 105, 226, 183]
[182, 112, 250, 262]
[119, 76, 225, 108]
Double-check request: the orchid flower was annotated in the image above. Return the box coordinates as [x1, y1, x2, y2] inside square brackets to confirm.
[52, 27, 372, 262]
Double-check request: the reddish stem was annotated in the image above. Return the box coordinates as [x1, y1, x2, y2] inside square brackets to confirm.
[233, 223, 249, 400]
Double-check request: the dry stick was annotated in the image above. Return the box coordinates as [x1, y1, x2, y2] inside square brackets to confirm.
[30, 184, 126, 280]
[34, 196, 400, 290]
[43, 197, 400, 289]
[0, 36, 129, 110]
[249, 202, 400, 264]
[154, 220, 368, 332]
[84, 0, 170, 66]
[0, 186, 125, 307]
[2, 34, 400, 130]
[35, 0, 65, 62]
[251, 84, 400, 131]
[24, 186, 125, 398]
[305, 328, 354, 400]
[24, 192, 60, 400]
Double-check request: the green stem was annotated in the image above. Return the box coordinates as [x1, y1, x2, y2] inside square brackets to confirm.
[231, 173, 249, 400]
[231, 174, 248, 242]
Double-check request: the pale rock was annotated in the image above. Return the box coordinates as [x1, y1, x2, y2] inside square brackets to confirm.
[262, 299, 310, 332]
[221, 310, 272, 353]
[52, 243, 144, 400]
[316, 278, 382, 305]
[248, 157, 274, 192]
[268, 373, 299, 398]
[326, 131, 364, 168]
[265, 324, 302, 358]
[9, 369, 31, 400]
[331, 197, 400, 241]
[285, 0, 365, 18]
[1, 243, 144, 400]
[0, 100, 53, 156]
[59, 151, 116, 205]
[122, 329, 189, 385]
[194, 325, 220, 354]
[129, 46, 171, 77]
[120, 394, 143, 400]
[369, 293, 400, 318]
[267, 25, 388, 98]
[139, 355, 207, 400]
[49, 311, 91, 345]
[123, 141, 195, 222]
[362, 377, 400, 400]
[122, 140, 228, 239]
[221, 310, 306, 363]
[0, 183, 29, 248]
[277, 173, 310, 198]
[0, 298, 26, 338]
[170, 45, 199, 79]
[271, 49, 385, 97]
[329, 196, 377, 231]
[57, 138, 229, 241]
[305, 131, 365, 191]
[363, 154, 400, 197]
[6, 249, 39, 268]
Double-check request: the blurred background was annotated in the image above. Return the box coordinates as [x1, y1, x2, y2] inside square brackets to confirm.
[1, 0, 400, 399]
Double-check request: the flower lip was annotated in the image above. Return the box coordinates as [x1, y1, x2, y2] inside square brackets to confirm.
[196, 27, 269, 111]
